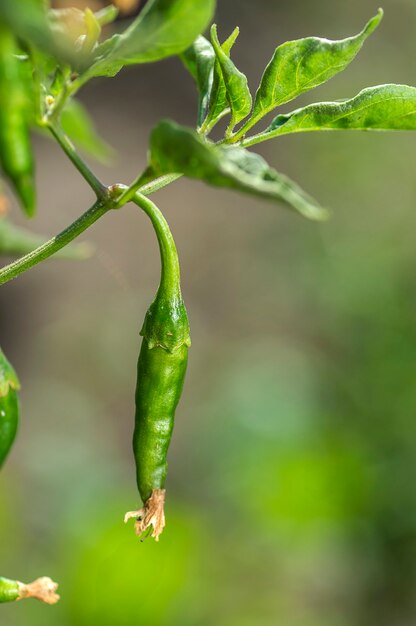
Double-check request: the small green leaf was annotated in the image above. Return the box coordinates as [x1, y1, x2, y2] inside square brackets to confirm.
[251, 10, 383, 123]
[181, 36, 215, 128]
[201, 26, 240, 132]
[79, 0, 216, 82]
[149, 120, 327, 220]
[60, 99, 115, 164]
[210, 24, 252, 134]
[251, 84, 416, 144]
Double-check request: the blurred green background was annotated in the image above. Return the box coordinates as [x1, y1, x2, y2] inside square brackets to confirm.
[2, 0, 416, 624]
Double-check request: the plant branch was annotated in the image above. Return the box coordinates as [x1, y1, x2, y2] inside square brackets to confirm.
[227, 113, 265, 144]
[0, 200, 109, 286]
[0, 170, 185, 287]
[240, 131, 272, 148]
[139, 174, 183, 196]
[47, 124, 107, 199]
[116, 173, 183, 208]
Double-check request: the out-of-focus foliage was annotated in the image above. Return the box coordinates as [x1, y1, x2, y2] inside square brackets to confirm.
[61, 99, 115, 163]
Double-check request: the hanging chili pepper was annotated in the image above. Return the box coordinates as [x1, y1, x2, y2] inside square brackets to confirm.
[0, 25, 35, 217]
[124, 193, 191, 541]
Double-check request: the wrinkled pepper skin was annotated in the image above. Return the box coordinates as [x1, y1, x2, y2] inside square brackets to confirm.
[0, 27, 35, 217]
[133, 292, 190, 504]
[0, 348, 20, 468]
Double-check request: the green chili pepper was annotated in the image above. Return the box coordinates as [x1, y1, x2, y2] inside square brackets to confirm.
[124, 193, 191, 541]
[0, 352, 59, 605]
[0, 576, 59, 604]
[0, 25, 35, 217]
[0, 347, 20, 468]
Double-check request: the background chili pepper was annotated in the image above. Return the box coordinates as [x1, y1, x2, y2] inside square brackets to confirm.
[0, 26, 35, 217]
[0, 347, 20, 468]
[0, 576, 59, 604]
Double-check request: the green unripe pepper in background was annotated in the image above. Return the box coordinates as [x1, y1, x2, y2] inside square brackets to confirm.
[0, 347, 20, 468]
[0, 577, 19, 603]
[0, 350, 59, 603]
[0, 576, 59, 604]
[124, 193, 191, 541]
[0, 25, 36, 217]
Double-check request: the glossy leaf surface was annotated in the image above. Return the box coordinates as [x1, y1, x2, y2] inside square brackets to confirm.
[202, 26, 240, 131]
[249, 84, 416, 144]
[210, 24, 252, 132]
[181, 36, 215, 127]
[149, 120, 327, 220]
[251, 10, 383, 122]
[80, 0, 216, 81]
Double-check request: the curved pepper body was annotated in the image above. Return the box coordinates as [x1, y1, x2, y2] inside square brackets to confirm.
[0, 348, 20, 468]
[0, 27, 35, 216]
[134, 338, 188, 502]
[133, 294, 190, 503]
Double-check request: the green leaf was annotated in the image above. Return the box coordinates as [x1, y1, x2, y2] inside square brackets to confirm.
[250, 9, 383, 123]
[60, 99, 115, 164]
[149, 120, 327, 220]
[0, 216, 93, 259]
[210, 24, 252, 134]
[79, 0, 216, 81]
[250, 84, 416, 144]
[201, 26, 240, 132]
[181, 36, 215, 128]
[0, 0, 77, 65]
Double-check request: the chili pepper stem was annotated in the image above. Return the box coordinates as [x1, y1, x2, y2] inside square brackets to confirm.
[17, 577, 60, 604]
[133, 192, 182, 301]
[124, 489, 166, 541]
[0, 177, 183, 287]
